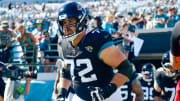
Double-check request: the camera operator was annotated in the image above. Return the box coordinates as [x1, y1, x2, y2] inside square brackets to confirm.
[3, 65, 32, 101]
[0, 20, 17, 63]
[0, 20, 17, 101]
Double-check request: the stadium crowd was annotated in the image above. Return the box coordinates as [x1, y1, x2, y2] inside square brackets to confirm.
[0, 0, 179, 101]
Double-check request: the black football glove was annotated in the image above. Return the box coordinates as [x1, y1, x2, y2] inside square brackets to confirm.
[56, 88, 67, 101]
[88, 83, 117, 101]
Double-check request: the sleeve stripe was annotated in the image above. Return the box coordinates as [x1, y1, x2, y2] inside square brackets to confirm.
[98, 41, 114, 58]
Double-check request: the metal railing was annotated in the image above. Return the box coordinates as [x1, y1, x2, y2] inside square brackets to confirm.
[9, 44, 61, 70]
[8, 38, 124, 66]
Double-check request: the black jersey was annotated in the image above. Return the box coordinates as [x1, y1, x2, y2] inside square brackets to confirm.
[138, 74, 154, 101]
[119, 72, 138, 101]
[59, 29, 115, 100]
[154, 67, 177, 101]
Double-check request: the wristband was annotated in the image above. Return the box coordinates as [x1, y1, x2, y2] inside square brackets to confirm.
[102, 83, 117, 99]
[59, 88, 68, 98]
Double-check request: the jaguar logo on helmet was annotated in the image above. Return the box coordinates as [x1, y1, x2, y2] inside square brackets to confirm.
[59, 14, 67, 20]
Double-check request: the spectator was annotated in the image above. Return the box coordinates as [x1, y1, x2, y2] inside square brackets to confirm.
[127, 12, 133, 22]
[166, 7, 177, 28]
[154, 8, 167, 28]
[26, 22, 34, 33]
[144, 2, 153, 16]
[120, 22, 134, 58]
[112, 13, 124, 31]
[24, 16, 33, 28]
[129, 17, 139, 37]
[136, 12, 146, 29]
[9, 21, 23, 63]
[24, 16, 36, 33]
[42, 16, 51, 31]
[146, 14, 154, 29]
[91, 16, 103, 29]
[16, 24, 37, 71]
[102, 13, 116, 34]
[32, 19, 43, 44]
[129, 16, 139, 32]
[123, 19, 137, 62]
[39, 30, 56, 72]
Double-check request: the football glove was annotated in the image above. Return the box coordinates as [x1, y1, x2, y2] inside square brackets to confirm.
[56, 88, 67, 101]
[88, 83, 117, 101]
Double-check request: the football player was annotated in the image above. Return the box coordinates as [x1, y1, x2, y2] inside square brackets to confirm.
[170, 21, 180, 101]
[153, 51, 178, 101]
[118, 65, 144, 101]
[56, 1, 133, 101]
[138, 63, 156, 101]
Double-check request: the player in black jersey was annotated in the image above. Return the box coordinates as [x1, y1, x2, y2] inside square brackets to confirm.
[56, 2, 133, 101]
[138, 63, 156, 101]
[153, 51, 179, 101]
[118, 65, 144, 101]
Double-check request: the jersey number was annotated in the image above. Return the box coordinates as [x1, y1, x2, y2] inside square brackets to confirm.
[65, 59, 97, 83]
[164, 87, 175, 101]
[142, 87, 153, 101]
[119, 85, 128, 100]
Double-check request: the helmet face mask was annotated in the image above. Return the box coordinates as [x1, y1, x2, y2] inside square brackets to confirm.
[142, 70, 153, 82]
[142, 63, 155, 82]
[161, 51, 176, 77]
[57, 2, 88, 41]
[62, 17, 77, 41]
